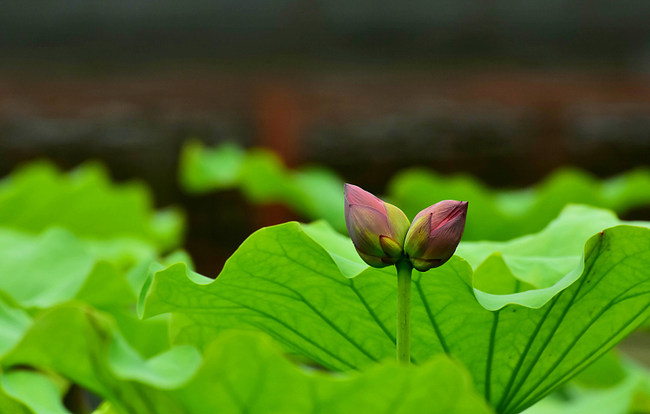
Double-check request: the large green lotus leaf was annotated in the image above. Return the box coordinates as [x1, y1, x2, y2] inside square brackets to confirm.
[173, 331, 492, 414]
[0, 370, 70, 414]
[457, 205, 647, 310]
[0, 161, 184, 250]
[144, 206, 650, 414]
[179, 140, 346, 231]
[0, 303, 201, 414]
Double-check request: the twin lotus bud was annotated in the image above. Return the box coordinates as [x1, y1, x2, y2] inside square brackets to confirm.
[344, 184, 468, 272]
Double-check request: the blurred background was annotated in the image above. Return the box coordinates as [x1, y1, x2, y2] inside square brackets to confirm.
[1, 0, 649, 271]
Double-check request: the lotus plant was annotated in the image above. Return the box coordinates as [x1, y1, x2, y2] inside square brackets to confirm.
[344, 183, 468, 364]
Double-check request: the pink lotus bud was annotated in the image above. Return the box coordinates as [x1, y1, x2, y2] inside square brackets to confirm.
[344, 184, 410, 268]
[404, 200, 468, 272]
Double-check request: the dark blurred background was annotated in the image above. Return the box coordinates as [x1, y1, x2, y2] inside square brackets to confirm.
[1, 0, 649, 269]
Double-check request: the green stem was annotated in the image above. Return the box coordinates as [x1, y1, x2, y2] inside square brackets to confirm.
[396, 259, 413, 365]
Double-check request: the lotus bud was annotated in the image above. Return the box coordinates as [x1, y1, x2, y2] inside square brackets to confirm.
[344, 184, 411, 268]
[404, 200, 468, 272]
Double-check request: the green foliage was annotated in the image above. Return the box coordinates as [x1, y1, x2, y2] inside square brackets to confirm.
[144, 206, 650, 413]
[0, 162, 490, 414]
[2, 157, 650, 413]
[172, 331, 492, 414]
[0, 161, 184, 251]
[179, 141, 650, 241]
[389, 167, 650, 241]
[1, 370, 69, 414]
[1, 301, 201, 413]
[0, 220, 194, 412]
[0, 284, 490, 413]
[180, 140, 345, 230]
